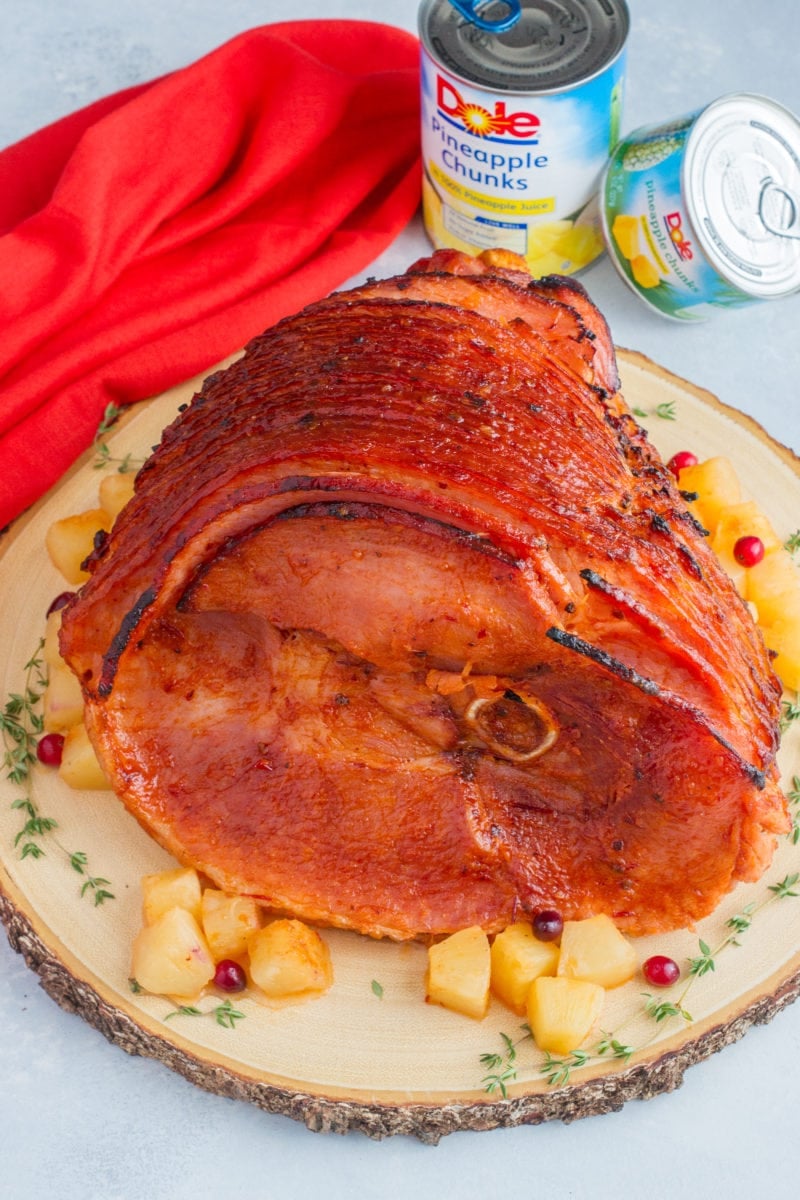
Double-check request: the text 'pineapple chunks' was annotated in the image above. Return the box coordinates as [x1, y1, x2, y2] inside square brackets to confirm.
[131, 907, 216, 998]
[527, 976, 605, 1056]
[248, 919, 333, 1000]
[142, 866, 203, 926]
[426, 926, 491, 1020]
[490, 921, 559, 1015]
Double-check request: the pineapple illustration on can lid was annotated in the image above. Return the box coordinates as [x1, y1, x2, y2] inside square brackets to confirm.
[602, 94, 800, 319]
[418, 0, 630, 277]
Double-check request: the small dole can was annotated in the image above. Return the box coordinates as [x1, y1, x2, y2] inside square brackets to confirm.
[418, 0, 629, 277]
[602, 94, 800, 320]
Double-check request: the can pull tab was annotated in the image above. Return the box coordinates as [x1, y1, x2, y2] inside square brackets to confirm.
[759, 178, 800, 240]
[447, 0, 522, 34]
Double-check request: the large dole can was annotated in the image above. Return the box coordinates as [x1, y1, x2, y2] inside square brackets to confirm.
[602, 94, 800, 320]
[418, 0, 629, 277]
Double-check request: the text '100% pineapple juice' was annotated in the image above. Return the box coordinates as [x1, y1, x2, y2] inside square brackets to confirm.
[418, 0, 629, 276]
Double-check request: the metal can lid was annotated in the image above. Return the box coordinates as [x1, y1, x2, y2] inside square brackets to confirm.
[418, 0, 629, 95]
[683, 93, 800, 299]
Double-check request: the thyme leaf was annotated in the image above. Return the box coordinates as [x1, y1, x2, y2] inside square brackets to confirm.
[780, 700, 800, 733]
[164, 999, 246, 1029]
[786, 776, 800, 845]
[596, 1033, 634, 1062]
[480, 1027, 530, 1098]
[371, 979, 384, 999]
[769, 872, 800, 899]
[688, 939, 715, 977]
[3, 641, 114, 904]
[92, 403, 144, 472]
[540, 1049, 590, 1087]
[95, 402, 125, 441]
[642, 994, 692, 1024]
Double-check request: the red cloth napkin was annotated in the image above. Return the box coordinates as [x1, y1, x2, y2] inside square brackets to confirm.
[0, 21, 421, 529]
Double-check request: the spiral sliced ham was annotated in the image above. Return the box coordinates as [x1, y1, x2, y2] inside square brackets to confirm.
[59, 249, 787, 939]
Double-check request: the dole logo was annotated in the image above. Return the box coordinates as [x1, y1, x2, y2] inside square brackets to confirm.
[664, 211, 693, 260]
[437, 76, 540, 139]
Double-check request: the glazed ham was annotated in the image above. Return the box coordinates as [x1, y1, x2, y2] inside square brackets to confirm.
[59, 249, 787, 939]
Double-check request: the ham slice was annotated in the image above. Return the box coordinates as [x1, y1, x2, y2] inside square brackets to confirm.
[59, 249, 787, 940]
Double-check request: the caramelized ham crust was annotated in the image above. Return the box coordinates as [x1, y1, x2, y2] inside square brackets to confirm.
[59, 249, 787, 939]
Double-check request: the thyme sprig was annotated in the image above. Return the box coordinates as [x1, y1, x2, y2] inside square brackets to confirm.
[631, 401, 677, 422]
[784, 529, 800, 556]
[782, 777, 800, 844]
[164, 999, 246, 1029]
[3, 642, 114, 904]
[540, 1048, 590, 1088]
[480, 1027, 531, 1098]
[92, 402, 144, 473]
[781, 700, 800, 733]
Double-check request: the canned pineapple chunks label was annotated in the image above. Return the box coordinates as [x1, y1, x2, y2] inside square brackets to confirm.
[602, 96, 800, 319]
[419, 41, 625, 277]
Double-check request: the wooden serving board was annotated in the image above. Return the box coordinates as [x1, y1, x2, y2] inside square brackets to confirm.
[2, 349, 800, 1143]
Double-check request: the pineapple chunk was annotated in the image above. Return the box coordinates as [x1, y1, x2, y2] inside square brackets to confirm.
[711, 501, 782, 594]
[42, 662, 84, 733]
[142, 867, 203, 926]
[248, 919, 333, 1000]
[677, 456, 741, 538]
[746, 548, 800, 628]
[426, 926, 490, 1020]
[131, 906, 215, 997]
[630, 254, 660, 289]
[527, 976, 605, 1056]
[98, 470, 137, 520]
[557, 914, 637, 988]
[712, 501, 781, 560]
[43, 609, 65, 668]
[45, 508, 111, 585]
[201, 888, 262, 960]
[58, 722, 110, 789]
[611, 213, 639, 260]
[763, 605, 800, 692]
[490, 921, 559, 1015]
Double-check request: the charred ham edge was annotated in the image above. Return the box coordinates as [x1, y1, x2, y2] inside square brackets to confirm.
[545, 626, 767, 787]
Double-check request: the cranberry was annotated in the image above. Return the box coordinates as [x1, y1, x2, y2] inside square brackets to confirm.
[37, 732, 65, 767]
[213, 959, 247, 993]
[666, 451, 698, 479]
[532, 909, 564, 942]
[46, 591, 75, 616]
[642, 954, 680, 987]
[733, 535, 765, 567]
